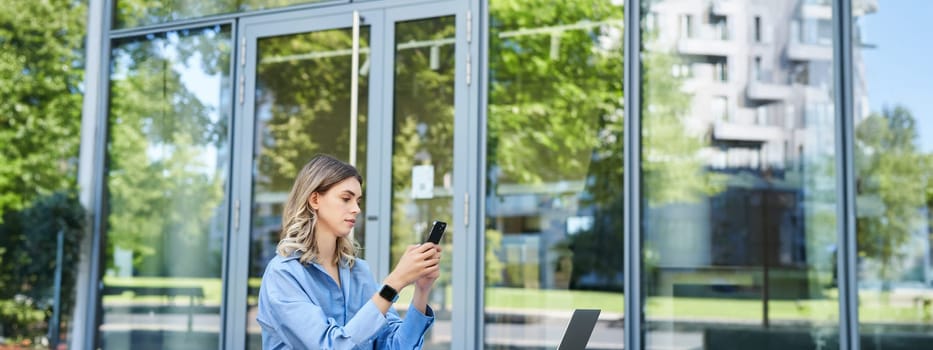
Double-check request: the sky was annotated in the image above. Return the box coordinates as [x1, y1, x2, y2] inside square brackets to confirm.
[860, 0, 933, 151]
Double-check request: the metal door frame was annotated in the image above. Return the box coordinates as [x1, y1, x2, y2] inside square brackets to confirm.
[228, 1, 478, 348]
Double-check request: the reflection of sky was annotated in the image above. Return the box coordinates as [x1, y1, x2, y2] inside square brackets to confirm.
[861, 0, 933, 152]
[145, 32, 224, 174]
[177, 50, 223, 174]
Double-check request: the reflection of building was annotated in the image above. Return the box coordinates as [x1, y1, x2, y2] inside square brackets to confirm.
[646, 0, 845, 170]
[486, 178, 590, 290]
[641, 0, 875, 298]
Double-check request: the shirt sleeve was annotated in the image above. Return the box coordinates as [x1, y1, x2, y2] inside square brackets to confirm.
[373, 303, 436, 350]
[260, 265, 388, 349]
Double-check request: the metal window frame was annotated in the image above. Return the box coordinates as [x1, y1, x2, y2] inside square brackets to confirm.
[834, 0, 859, 349]
[73, 0, 110, 349]
[624, 0, 643, 349]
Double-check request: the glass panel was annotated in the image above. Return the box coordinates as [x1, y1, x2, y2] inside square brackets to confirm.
[113, 0, 327, 29]
[641, 0, 839, 349]
[855, 1, 933, 348]
[484, 1, 625, 348]
[101, 25, 232, 349]
[389, 16, 456, 349]
[246, 26, 370, 349]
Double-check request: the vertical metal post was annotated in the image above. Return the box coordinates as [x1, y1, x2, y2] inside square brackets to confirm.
[74, 0, 111, 349]
[834, 0, 859, 348]
[49, 228, 64, 349]
[474, 0, 489, 348]
[350, 10, 361, 167]
[623, 0, 643, 349]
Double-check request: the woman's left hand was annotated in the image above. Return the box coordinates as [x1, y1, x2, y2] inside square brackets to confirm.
[415, 245, 442, 292]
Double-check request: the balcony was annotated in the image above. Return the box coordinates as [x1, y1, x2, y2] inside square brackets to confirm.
[854, 0, 879, 16]
[677, 37, 732, 57]
[747, 81, 792, 101]
[677, 25, 732, 57]
[711, 0, 740, 16]
[713, 121, 782, 143]
[787, 42, 831, 61]
[800, 0, 831, 20]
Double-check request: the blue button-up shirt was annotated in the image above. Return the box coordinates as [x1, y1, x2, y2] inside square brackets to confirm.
[257, 253, 435, 350]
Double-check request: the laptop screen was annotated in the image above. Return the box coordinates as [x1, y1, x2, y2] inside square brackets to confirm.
[557, 309, 601, 350]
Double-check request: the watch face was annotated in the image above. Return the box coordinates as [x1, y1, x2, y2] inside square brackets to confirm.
[380, 284, 398, 302]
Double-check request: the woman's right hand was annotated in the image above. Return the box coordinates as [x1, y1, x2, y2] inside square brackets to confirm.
[384, 243, 441, 291]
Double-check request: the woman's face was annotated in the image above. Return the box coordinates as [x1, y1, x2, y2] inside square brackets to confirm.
[310, 177, 362, 238]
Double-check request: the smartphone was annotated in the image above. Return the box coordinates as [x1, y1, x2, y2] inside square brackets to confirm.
[424, 220, 447, 244]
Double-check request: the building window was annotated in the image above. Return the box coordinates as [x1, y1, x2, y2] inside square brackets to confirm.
[672, 62, 692, 78]
[680, 14, 693, 38]
[713, 58, 728, 82]
[754, 16, 762, 42]
[712, 17, 729, 40]
[712, 96, 729, 121]
[645, 12, 658, 34]
[753, 56, 762, 81]
[756, 104, 769, 125]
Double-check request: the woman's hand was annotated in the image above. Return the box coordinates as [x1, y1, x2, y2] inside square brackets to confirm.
[384, 243, 440, 291]
[415, 244, 442, 292]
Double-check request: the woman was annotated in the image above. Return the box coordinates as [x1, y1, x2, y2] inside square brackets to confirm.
[257, 154, 442, 349]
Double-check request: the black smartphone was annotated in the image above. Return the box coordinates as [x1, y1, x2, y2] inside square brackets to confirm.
[424, 220, 447, 244]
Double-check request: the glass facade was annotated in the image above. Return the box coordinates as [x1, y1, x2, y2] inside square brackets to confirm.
[641, 1, 840, 348]
[101, 25, 232, 348]
[9, 0, 922, 349]
[483, 0, 625, 348]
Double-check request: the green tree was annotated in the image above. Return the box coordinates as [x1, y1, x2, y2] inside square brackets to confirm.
[1, 0, 86, 345]
[0, 0, 86, 221]
[855, 105, 931, 282]
[0, 192, 86, 343]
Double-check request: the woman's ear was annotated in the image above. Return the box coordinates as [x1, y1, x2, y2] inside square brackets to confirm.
[308, 192, 320, 210]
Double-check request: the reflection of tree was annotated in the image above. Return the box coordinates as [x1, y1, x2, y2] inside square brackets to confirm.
[114, 0, 314, 28]
[855, 106, 932, 282]
[487, 0, 625, 292]
[389, 17, 457, 312]
[106, 28, 229, 277]
[255, 29, 369, 192]
[487, 0, 721, 291]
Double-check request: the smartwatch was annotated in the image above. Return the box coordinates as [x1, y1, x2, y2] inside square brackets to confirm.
[379, 284, 399, 303]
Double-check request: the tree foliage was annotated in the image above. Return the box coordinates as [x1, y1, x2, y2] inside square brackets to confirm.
[0, 0, 86, 221]
[0, 192, 86, 342]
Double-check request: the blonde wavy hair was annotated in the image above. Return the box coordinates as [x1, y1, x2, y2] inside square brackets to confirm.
[276, 154, 362, 267]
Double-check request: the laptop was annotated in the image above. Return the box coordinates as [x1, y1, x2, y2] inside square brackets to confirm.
[557, 309, 601, 350]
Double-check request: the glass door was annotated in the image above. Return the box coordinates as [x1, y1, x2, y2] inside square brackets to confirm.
[229, 9, 383, 349]
[381, 8, 459, 349]
[228, 2, 471, 349]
